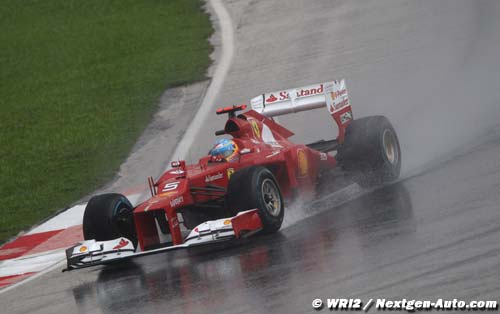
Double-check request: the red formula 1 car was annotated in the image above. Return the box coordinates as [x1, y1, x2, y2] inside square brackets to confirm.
[65, 79, 401, 270]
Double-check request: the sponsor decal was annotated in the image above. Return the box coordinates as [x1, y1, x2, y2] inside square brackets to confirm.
[294, 84, 323, 98]
[170, 196, 184, 208]
[112, 239, 129, 250]
[250, 96, 264, 110]
[278, 91, 289, 101]
[162, 181, 180, 192]
[297, 149, 309, 177]
[325, 80, 350, 113]
[250, 120, 261, 139]
[340, 111, 353, 124]
[330, 88, 347, 102]
[227, 168, 235, 180]
[264, 84, 324, 105]
[205, 172, 224, 183]
[266, 94, 278, 103]
[320, 153, 328, 161]
[332, 98, 349, 111]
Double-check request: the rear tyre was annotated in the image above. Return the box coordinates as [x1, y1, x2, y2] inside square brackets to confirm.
[337, 115, 401, 187]
[226, 166, 284, 233]
[83, 193, 137, 246]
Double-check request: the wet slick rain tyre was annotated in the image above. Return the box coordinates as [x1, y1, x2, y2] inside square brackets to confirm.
[226, 166, 284, 233]
[337, 115, 401, 187]
[83, 193, 137, 247]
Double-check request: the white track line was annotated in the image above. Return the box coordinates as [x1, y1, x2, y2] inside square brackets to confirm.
[169, 0, 235, 164]
[0, 0, 233, 295]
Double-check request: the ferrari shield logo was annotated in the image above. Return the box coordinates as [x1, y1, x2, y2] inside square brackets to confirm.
[250, 120, 261, 139]
[297, 149, 308, 177]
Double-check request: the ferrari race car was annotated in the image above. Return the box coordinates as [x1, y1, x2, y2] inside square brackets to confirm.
[65, 79, 401, 270]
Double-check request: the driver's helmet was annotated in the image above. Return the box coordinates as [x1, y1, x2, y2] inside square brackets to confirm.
[209, 138, 238, 162]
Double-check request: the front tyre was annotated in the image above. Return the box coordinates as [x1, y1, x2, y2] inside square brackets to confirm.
[337, 115, 401, 187]
[83, 193, 137, 246]
[226, 166, 284, 233]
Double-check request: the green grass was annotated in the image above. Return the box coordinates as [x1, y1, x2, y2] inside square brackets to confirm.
[0, 0, 213, 243]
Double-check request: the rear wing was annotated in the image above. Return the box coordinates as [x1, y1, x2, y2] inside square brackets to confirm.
[250, 79, 353, 142]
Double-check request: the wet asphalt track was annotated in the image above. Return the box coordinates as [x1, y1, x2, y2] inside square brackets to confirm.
[2, 135, 500, 314]
[2, 0, 500, 313]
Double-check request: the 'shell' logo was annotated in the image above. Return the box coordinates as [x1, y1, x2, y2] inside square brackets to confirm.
[205, 172, 224, 182]
[265, 94, 278, 103]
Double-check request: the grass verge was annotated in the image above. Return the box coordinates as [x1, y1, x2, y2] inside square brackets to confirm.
[0, 0, 213, 242]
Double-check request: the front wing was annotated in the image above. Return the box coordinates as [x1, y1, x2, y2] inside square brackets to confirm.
[64, 209, 263, 271]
